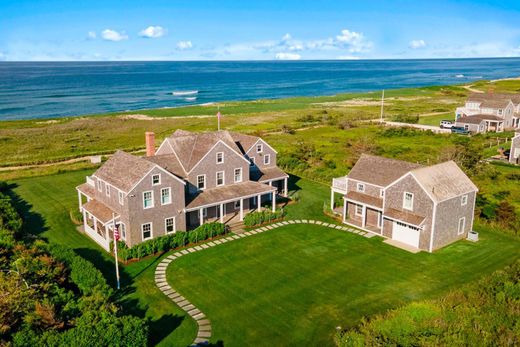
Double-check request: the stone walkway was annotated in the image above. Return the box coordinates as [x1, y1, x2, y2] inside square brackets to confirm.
[154, 219, 374, 346]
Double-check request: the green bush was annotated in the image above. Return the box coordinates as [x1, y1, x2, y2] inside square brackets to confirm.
[243, 209, 285, 227]
[390, 114, 419, 124]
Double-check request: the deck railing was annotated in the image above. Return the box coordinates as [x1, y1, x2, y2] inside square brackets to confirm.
[332, 177, 347, 192]
[86, 176, 95, 187]
[84, 224, 110, 251]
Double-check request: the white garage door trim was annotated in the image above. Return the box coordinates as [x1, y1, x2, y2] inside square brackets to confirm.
[392, 221, 420, 248]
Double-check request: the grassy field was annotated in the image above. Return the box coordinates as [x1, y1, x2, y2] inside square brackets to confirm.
[167, 224, 519, 346]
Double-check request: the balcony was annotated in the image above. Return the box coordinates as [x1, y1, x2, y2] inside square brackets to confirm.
[332, 177, 347, 193]
[86, 176, 95, 187]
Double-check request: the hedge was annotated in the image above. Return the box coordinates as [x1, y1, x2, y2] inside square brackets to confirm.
[243, 209, 285, 227]
[114, 222, 227, 262]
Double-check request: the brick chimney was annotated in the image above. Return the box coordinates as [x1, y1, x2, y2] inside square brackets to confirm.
[145, 132, 155, 156]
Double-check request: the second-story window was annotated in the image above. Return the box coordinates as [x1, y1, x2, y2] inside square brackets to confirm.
[403, 192, 414, 210]
[97, 179, 102, 192]
[234, 168, 242, 183]
[152, 174, 161, 186]
[197, 175, 206, 190]
[118, 191, 124, 205]
[256, 143, 263, 153]
[143, 191, 154, 209]
[106, 184, 110, 197]
[357, 183, 365, 193]
[461, 194, 468, 206]
[161, 187, 171, 205]
[216, 171, 225, 186]
[216, 152, 224, 164]
[264, 154, 270, 165]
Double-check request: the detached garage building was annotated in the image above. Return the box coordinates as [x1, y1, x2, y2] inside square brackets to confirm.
[331, 155, 478, 252]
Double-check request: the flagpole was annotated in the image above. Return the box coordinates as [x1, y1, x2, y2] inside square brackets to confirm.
[217, 105, 221, 131]
[112, 212, 120, 290]
[380, 89, 385, 124]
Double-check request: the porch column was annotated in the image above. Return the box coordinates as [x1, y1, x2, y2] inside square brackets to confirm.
[272, 191, 276, 212]
[199, 208, 204, 226]
[93, 217, 98, 233]
[268, 181, 272, 201]
[257, 194, 262, 211]
[284, 177, 288, 197]
[104, 224, 110, 242]
[77, 191, 83, 212]
[220, 204, 224, 223]
[362, 206, 367, 228]
[82, 209, 88, 230]
[330, 189, 335, 210]
[239, 199, 244, 221]
[343, 199, 347, 223]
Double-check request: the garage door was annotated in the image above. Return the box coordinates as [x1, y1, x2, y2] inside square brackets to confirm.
[392, 221, 420, 248]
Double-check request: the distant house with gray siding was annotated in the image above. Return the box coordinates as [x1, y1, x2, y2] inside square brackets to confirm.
[76, 130, 288, 250]
[510, 132, 520, 165]
[331, 154, 478, 252]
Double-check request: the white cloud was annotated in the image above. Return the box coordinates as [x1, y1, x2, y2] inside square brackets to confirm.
[0, 52, 6, 61]
[101, 29, 128, 42]
[337, 55, 360, 60]
[139, 26, 166, 39]
[282, 33, 292, 41]
[176, 41, 193, 50]
[335, 29, 372, 53]
[409, 39, 426, 49]
[87, 31, 96, 40]
[275, 52, 301, 60]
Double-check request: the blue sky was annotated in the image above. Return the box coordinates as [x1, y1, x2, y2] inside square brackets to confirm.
[1, 0, 520, 61]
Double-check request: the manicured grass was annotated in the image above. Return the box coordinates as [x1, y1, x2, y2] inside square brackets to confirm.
[167, 224, 519, 346]
[417, 112, 452, 126]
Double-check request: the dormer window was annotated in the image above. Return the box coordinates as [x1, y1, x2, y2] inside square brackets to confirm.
[403, 192, 414, 211]
[357, 183, 365, 193]
[256, 144, 263, 153]
[118, 191, 124, 205]
[216, 152, 224, 164]
[105, 184, 110, 197]
[152, 174, 161, 185]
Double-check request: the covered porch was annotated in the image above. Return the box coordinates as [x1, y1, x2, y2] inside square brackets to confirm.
[185, 181, 278, 229]
[342, 191, 384, 234]
[81, 199, 118, 251]
[484, 119, 504, 132]
[252, 167, 289, 197]
[330, 176, 347, 212]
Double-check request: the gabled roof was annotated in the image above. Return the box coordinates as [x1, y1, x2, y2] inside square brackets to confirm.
[144, 154, 187, 179]
[410, 161, 478, 203]
[467, 92, 518, 108]
[347, 154, 423, 187]
[456, 114, 502, 124]
[94, 150, 156, 192]
[229, 132, 260, 154]
[164, 130, 246, 172]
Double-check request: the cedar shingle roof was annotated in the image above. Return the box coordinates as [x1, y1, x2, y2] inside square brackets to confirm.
[251, 167, 289, 182]
[384, 208, 425, 226]
[94, 150, 156, 192]
[144, 154, 187, 178]
[346, 191, 383, 209]
[82, 199, 116, 224]
[455, 114, 502, 124]
[229, 132, 260, 153]
[347, 154, 423, 187]
[467, 92, 519, 108]
[76, 183, 96, 198]
[411, 161, 478, 202]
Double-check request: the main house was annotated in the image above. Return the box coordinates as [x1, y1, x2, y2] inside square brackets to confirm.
[76, 130, 288, 250]
[331, 155, 478, 252]
[455, 92, 520, 133]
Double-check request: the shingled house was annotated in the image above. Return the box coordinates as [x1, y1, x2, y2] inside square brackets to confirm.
[76, 130, 288, 250]
[331, 155, 478, 252]
[454, 92, 520, 132]
[510, 132, 520, 165]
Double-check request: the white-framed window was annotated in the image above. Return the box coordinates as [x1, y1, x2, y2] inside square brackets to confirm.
[234, 168, 242, 183]
[106, 184, 110, 197]
[461, 194, 468, 206]
[197, 175, 206, 190]
[165, 217, 176, 234]
[161, 187, 171, 205]
[249, 157, 255, 166]
[458, 217, 466, 235]
[216, 171, 225, 186]
[403, 192, 414, 211]
[143, 191, 154, 209]
[256, 143, 263, 153]
[142, 223, 152, 240]
[498, 109, 503, 115]
[355, 204, 363, 216]
[216, 152, 224, 164]
[118, 222, 126, 240]
[97, 179, 102, 192]
[357, 183, 365, 193]
[264, 154, 270, 165]
[152, 174, 161, 186]
[234, 200, 241, 209]
[118, 191, 124, 205]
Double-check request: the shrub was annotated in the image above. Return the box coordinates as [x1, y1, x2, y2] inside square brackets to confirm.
[390, 114, 419, 124]
[243, 209, 285, 227]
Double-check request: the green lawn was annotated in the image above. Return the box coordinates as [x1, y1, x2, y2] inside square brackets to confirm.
[417, 112, 452, 126]
[167, 224, 519, 346]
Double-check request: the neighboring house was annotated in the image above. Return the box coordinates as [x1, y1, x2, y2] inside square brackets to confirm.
[331, 154, 478, 252]
[510, 132, 520, 165]
[455, 92, 520, 131]
[76, 130, 288, 250]
[454, 114, 504, 133]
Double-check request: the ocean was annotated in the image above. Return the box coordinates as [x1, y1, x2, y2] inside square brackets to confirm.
[1, 58, 520, 121]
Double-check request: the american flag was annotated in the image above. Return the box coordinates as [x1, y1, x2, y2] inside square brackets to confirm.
[114, 224, 120, 241]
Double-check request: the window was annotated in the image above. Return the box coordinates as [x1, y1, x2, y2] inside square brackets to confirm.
[203, 208, 207, 218]
[161, 187, 171, 205]
[142, 223, 152, 240]
[357, 183, 365, 192]
[264, 154, 270, 165]
[458, 217, 465, 235]
[197, 175, 206, 190]
[256, 143, 263, 153]
[403, 192, 414, 210]
[461, 194, 468, 206]
[165, 217, 176, 234]
[105, 184, 110, 197]
[380, 190, 385, 198]
[464, 124, 469, 131]
[355, 205, 363, 216]
[97, 180, 102, 192]
[143, 191, 154, 209]
[216, 152, 224, 164]
[249, 157, 255, 166]
[118, 191, 124, 205]
[118, 223, 126, 240]
[216, 171, 225, 186]
[152, 174, 161, 185]
[234, 168, 242, 183]
[498, 109, 503, 115]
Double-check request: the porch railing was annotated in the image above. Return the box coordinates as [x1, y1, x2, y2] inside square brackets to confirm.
[332, 177, 347, 192]
[84, 224, 110, 251]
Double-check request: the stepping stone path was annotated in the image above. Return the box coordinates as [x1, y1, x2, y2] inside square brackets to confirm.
[154, 219, 376, 346]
